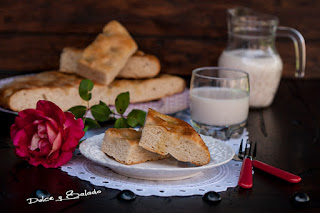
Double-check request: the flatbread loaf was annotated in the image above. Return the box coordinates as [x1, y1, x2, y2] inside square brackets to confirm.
[101, 128, 168, 165]
[0, 71, 185, 112]
[60, 47, 160, 79]
[139, 109, 211, 166]
[78, 20, 138, 85]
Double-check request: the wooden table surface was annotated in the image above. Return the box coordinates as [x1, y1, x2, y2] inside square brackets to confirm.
[0, 77, 319, 212]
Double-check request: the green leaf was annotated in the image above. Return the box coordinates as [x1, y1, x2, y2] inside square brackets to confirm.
[79, 79, 94, 101]
[67, 105, 87, 119]
[127, 109, 147, 127]
[84, 118, 100, 129]
[115, 92, 130, 115]
[114, 117, 129, 128]
[90, 101, 111, 122]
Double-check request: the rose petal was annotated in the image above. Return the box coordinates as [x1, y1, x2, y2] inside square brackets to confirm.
[48, 150, 60, 161]
[38, 115, 59, 131]
[29, 133, 40, 151]
[17, 109, 45, 122]
[12, 129, 28, 146]
[64, 112, 85, 139]
[48, 131, 62, 156]
[13, 117, 30, 132]
[28, 157, 41, 167]
[10, 124, 18, 139]
[66, 126, 85, 142]
[37, 123, 47, 139]
[45, 152, 73, 168]
[36, 101, 66, 126]
[61, 133, 80, 152]
[23, 123, 37, 136]
[37, 139, 51, 156]
[46, 121, 58, 144]
[14, 147, 28, 157]
[64, 112, 84, 130]
[14, 109, 45, 133]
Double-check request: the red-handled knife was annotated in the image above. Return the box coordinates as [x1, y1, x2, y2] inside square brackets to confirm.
[252, 160, 301, 183]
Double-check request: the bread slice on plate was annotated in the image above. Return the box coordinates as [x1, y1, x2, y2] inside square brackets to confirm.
[101, 128, 168, 165]
[60, 48, 160, 79]
[0, 71, 185, 112]
[139, 109, 211, 166]
[78, 20, 138, 85]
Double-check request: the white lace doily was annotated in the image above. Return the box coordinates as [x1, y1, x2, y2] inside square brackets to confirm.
[61, 130, 248, 197]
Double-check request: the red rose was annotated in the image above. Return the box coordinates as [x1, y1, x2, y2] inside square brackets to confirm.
[10, 100, 85, 168]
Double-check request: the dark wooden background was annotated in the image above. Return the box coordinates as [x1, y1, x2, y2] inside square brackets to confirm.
[0, 0, 319, 78]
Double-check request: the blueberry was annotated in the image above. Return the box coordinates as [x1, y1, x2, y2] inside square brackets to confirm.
[290, 192, 310, 207]
[202, 191, 222, 204]
[31, 189, 51, 199]
[117, 190, 136, 201]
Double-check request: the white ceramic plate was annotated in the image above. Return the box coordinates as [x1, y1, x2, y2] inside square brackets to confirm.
[79, 133, 234, 180]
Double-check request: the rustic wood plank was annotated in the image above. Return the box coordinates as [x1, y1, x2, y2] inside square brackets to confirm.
[0, 34, 318, 78]
[0, 0, 318, 39]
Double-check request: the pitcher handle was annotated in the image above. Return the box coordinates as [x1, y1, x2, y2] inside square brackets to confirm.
[276, 26, 306, 78]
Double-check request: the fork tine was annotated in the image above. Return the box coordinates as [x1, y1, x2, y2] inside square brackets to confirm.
[238, 139, 246, 159]
[238, 139, 243, 154]
[246, 140, 252, 156]
[252, 142, 257, 158]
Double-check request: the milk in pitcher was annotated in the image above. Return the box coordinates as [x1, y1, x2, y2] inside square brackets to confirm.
[218, 49, 283, 107]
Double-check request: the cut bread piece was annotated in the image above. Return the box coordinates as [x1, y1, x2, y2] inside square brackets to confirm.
[0, 71, 185, 112]
[139, 109, 211, 166]
[101, 128, 168, 165]
[60, 48, 160, 79]
[117, 50, 160, 78]
[59, 47, 83, 73]
[78, 20, 138, 85]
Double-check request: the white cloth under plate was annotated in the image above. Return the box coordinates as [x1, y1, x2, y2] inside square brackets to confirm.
[61, 129, 248, 197]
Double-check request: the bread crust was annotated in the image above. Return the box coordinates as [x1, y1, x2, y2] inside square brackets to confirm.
[60, 47, 160, 79]
[78, 21, 138, 85]
[139, 109, 211, 166]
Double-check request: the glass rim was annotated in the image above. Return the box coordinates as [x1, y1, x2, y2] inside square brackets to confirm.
[192, 67, 249, 80]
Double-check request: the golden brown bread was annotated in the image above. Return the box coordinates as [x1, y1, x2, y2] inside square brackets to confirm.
[117, 50, 161, 78]
[101, 128, 168, 165]
[0, 71, 186, 112]
[139, 109, 211, 166]
[60, 47, 160, 79]
[78, 20, 138, 85]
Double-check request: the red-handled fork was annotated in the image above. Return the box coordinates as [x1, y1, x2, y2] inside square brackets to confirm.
[238, 140, 254, 189]
[236, 140, 301, 187]
[252, 159, 301, 183]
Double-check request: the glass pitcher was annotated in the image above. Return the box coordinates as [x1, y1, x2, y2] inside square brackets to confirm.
[218, 7, 306, 108]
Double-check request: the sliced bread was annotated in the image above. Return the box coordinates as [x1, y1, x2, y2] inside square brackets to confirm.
[101, 128, 168, 165]
[139, 109, 211, 166]
[78, 20, 138, 85]
[60, 48, 160, 79]
[0, 71, 185, 112]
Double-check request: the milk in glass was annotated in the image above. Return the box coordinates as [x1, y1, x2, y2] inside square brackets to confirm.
[190, 87, 249, 126]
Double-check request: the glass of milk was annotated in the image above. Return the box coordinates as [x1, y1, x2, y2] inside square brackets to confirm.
[190, 67, 250, 140]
